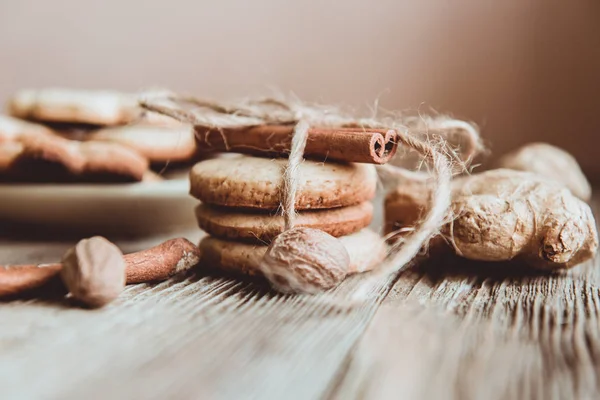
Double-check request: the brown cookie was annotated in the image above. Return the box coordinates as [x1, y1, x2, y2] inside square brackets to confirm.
[81, 124, 197, 163]
[0, 141, 23, 170]
[196, 201, 373, 243]
[141, 170, 164, 182]
[199, 228, 387, 276]
[3, 142, 149, 183]
[1, 116, 86, 171]
[0, 116, 148, 182]
[8, 88, 139, 126]
[189, 154, 377, 210]
[0, 115, 28, 143]
[76, 141, 149, 181]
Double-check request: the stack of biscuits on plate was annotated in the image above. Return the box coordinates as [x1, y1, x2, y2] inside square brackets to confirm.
[192, 153, 388, 278]
[0, 88, 198, 183]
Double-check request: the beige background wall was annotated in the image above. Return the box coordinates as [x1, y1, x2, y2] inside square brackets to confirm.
[1, 0, 599, 176]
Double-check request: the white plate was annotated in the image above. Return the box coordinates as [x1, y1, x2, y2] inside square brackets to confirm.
[0, 179, 199, 235]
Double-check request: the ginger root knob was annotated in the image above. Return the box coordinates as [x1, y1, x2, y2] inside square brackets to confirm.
[260, 227, 350, 294]
[449, 169, 597, 269]
[497, 142, 592, 201]
[385, 168, 598, 270]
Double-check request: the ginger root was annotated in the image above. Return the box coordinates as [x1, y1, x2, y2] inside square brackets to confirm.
[385, 168, 598, 270]
[384, 171, 431, 234]
[450, 169, 597, 269]
[497, 142, 591, 201]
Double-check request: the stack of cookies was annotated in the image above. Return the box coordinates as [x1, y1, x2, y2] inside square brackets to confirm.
[0, 88, 198, 182]
[192, 154, 387, 278]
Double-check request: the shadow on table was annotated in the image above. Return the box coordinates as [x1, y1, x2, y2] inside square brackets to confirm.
[196, 266, 279, 298]
[0, 276, 71, 306]
[0, 220, 167, 242]
[412, 251, 561, 286]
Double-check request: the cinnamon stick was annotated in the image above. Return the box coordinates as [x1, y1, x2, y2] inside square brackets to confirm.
[0, 238, 202, 298]
[124, 238, 201, 283]
[194, 125, 398, 164]
[0, 263, 63, 297]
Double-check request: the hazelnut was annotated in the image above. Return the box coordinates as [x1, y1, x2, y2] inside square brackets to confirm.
[61, 236, 126, 307]
[260, 227, 350, 294]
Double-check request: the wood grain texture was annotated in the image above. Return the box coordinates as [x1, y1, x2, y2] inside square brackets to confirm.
[332, 200, 600, 400]
[331, 259, 600, 400]
[0, 228, 395, 400]
[0, 199, 599, 399]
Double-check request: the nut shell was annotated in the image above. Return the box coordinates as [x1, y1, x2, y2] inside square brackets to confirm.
[61, 236, 126, 307]
[260, 227, 350, 294]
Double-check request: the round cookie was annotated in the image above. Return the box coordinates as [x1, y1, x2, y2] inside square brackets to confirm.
[3, 140, 149, 183]
[9, 88, 139, 126]
[85, 124, 197, 162]
[196, 202, 373, 243]
[0, 115, 149, 182]
[190, 154, 377, 210]
[199, 228, 387, 276]
[0, 142, 23, 169]
[0, 115, 53, 143]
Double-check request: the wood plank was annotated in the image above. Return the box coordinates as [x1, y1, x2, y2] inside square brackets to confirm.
[0, 228, 395, 399]
[2, 197, 600, 399]
[331, 245, 600, 399]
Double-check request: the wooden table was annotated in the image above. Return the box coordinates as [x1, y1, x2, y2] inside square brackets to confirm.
[1, 202, 599, 400]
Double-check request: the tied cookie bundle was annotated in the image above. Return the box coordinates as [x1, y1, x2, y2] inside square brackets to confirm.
[141, 95, 485, 295]
[0, 88, 199, 182]
[145, 98, 397, 293]
[192, 154, 388, 292]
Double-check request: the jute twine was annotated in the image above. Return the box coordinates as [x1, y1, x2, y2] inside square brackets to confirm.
[140, 95, 480, 299]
